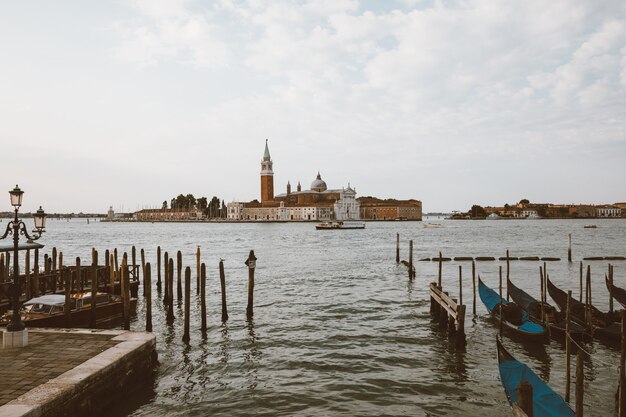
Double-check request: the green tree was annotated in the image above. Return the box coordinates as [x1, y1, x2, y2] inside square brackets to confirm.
[519, 199, 530, 206]
[162, 200, 168, 210]
[471, 205, 486, 218]
[197, 197, 208, 211]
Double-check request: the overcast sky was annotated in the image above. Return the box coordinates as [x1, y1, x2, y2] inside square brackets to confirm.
[1, 1, 625, 214]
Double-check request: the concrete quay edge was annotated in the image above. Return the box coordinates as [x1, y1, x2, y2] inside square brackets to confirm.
[0, 329, 156, 417]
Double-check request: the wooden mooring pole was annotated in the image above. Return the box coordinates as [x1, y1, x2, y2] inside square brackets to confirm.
[618, 310, 626, 417]
[200, 263, 207, 333]
[163, 252, 169, 303]
[219, 260, 228, 322]
[517, 380, 533, 417]
[565, 290, 572, 403]
[568, 233, 572, 262]
[183, 266, 191, 343]
[196, 246, 201, 295]
[396, 233, 400, 264]
[472, 261, 476, 316]
[408, 240, 414, 280]
[145, 263, 152, 332]
[576, 350, 584, 416]
[141, 248, 146, 296]
[123, 261, 130, 331]
[90, 253, 98, 328]
[156, 246, 162, 292]
[167, 258, 174, 322]
[499, 266, 503, 336]
[64, 267, 71, 328]
[25, 250, 31, 299]
[177, 251, 183, 301]
[438, 252, 442, 287]
[506, 250, 510, 301]
[33, 249, 39, 296]
[579, 261, 583, 303]
[246, 250, 257, 320]
[458, 265, 463, 306]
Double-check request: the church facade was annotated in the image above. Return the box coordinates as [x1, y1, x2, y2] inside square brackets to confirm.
[227, 141, 361, 221]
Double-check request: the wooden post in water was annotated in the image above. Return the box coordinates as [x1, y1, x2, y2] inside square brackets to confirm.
[499, 266, 503, 336]
[25, 250, 31, 300]
[618, 310, 626, 417]
[517, 380, 534, 417]
[90, 253, 98, 328]
[246, 250, 257, 320]
[131, 246, 136, 276]
[579, 261, 583, 303]
[539, 266, 546, 323]
[472, 261, 476, 316]
[55, 252, 63, 293]
[568, 233, 572, 262]
[183, 267, 191, 343]
[43, 253, 49, 274]
[52, 247, 57, 272]
[200, 263, 207, 333]
[408, 240, 414, 280]
[177, 251, 183, 301]
[114, 248, 119, 287]
[109, 254, 115, 293]
[157, 246, 162, 292]
[506, 250, 510, 301]
[438, 252, 442, 287]
[105, 249, 110, 269]
[145, 263, 152, 332]
[0, 254, 4, 284]
[586, 265, 593, 328]
[33, 249, 39, 296]
[123, 261, 130, 331]
[396, 233, 400, 264]
[163, 252, 169, 303]
[76, 257, 82, 294]
[141, 249, 146, 297]
[219, 260, 228, 322]
[458, 265, 463, 306]
[196, 246, 201, 295]
[565, 290, 572, 403]
[575, 350, 584, 416]
[92, 248, 98, 267]
[64, 268, 71, 328]
[167, 258, 174, 322]
[609, 265, 614, 317]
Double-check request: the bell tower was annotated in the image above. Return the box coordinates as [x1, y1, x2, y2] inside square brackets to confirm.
[260, 139, 274, 205]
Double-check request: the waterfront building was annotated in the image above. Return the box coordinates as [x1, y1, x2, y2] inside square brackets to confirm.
[135, 208, 204, 221]
[596, 206, 622, 218]
[228, 141, 363, 221]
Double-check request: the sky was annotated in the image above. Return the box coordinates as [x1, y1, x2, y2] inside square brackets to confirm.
[1, 0, 625, 214]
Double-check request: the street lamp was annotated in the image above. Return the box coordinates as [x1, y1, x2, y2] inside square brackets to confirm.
[1, 185, 46, 332]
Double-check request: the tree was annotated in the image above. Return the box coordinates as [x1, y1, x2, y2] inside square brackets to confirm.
[519, 199, 530, 206]
[162, 201, 168, 210]
[471, 205, 486, 218]
[197, 197, 208, 211]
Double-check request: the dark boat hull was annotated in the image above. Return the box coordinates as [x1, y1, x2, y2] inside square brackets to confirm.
[24, 299, 137, 328]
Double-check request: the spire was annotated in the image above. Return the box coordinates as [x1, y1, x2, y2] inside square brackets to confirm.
[263, 139, 271, 160]
[316, 171, 321, 180]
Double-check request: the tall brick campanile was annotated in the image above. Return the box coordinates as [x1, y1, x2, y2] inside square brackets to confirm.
[260, 139, 274, 205]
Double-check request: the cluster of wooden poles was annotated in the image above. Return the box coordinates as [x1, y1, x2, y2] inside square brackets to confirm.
[0, 245, 259, 344]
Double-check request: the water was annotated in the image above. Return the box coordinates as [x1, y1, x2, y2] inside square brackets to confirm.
[38, 218, 626, 416]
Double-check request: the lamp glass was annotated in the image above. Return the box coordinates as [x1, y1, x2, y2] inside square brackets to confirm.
[9, 185, 23, 207]
[34, 206, 46, 231]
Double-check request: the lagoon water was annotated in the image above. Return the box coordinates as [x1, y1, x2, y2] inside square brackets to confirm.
[42, 218, 626, 416]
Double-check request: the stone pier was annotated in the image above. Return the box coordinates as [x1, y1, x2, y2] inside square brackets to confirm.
[0, 328, 156, 417]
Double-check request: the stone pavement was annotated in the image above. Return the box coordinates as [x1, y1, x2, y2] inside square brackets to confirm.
[0, 330, 119, 406]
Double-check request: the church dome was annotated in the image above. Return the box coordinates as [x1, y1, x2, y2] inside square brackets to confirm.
[311, 172, 327, 192]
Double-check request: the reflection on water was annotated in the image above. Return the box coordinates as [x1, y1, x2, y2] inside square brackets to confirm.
[34, 219, 626, 416]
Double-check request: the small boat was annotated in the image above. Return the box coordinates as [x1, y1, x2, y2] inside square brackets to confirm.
[479, 278, 547, 340]
[605, 276, 626, 309]
[507, 278, 586, 339]
[547, 278, 620, 341]
[497, 338, 575, 417]
[2, 292, 137, 328]
[583, 224, 597, 229]
[423, 223, 443, 228]
[315, 221, 365, 230]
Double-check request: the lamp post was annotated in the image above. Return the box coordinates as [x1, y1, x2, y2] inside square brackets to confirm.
[1, 185, 46, 333]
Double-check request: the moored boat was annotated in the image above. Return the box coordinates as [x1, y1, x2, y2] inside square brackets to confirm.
[2, 292, 137, 328]
[479, 278, 547, 340]
[605, 276, 626, 309]
[547, 278, 620, 341]
[497, 337, 575, 417]
[315, 221, 365, 230]
[507, 278, 586, 340]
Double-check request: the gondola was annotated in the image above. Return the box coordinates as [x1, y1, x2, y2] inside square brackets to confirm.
[507, 278, 586, 339]
[605, 276, 626, 309]
[497, 338, 575, 417]
[479, 278, 547, 339]
[546, 278, 621, 341]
